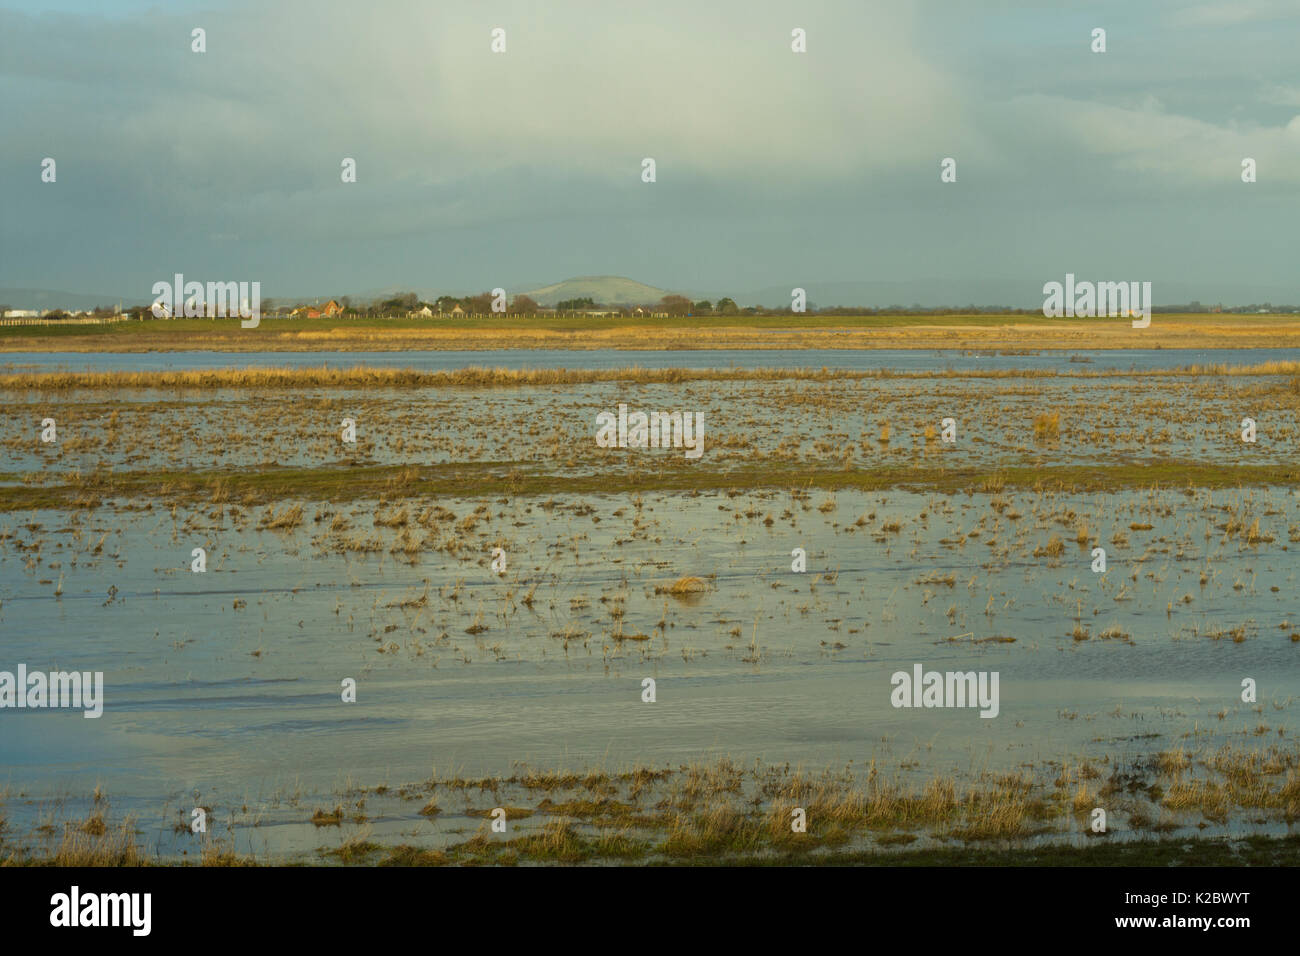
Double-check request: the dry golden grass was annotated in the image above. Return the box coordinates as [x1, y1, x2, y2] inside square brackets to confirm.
[260, 503, 304, 530]
[1035, 534, 1066, 558]
[9, 744, 1300, 865]
[655, 575, 709, 596]
[45, 815, 144, 866]
[7, 313, 1300, 355]
[1033, 411, 1061, 441]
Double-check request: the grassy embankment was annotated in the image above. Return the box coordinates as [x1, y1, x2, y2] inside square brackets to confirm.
[4, 313, 1300, 351]
[3, 460, 1299, 513]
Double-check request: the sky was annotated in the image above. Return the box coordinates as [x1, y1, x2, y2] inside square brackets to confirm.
[2, 0, 1299, 306]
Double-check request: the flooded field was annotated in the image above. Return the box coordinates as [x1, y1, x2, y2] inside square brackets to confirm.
[3, 366, 1299, 478]
[1, 364, 1298, 864]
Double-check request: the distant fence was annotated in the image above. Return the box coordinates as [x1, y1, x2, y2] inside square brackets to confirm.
[0, 316, 135, 327]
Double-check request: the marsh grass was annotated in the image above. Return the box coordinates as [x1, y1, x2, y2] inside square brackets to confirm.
[1033, 411, 1061, 441]
[7, 311, 1300, 355]
[6, 359, 1300, 393]
[13, 812, 148, 866]
[403, 750, 1293, 863]
[9, 745, 1300, 866]
[311, 806, 344, 827]
[656, 575, 710, 597]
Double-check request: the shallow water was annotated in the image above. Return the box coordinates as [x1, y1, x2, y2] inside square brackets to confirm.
[2, 484, 1296, 858]
[4, 346, 1299, 374]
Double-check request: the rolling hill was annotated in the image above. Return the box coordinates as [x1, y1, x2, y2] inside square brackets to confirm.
[521, 276, 675, 307]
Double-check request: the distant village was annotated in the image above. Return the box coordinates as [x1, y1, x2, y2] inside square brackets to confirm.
[0, 292, 742, 322]
[0, 293, 681, 323]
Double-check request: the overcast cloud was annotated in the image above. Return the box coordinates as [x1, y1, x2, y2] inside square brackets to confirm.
[2, 0, 1297, 304]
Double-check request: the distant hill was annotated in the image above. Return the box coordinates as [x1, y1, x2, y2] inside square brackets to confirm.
[522, 276, 674, 307]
